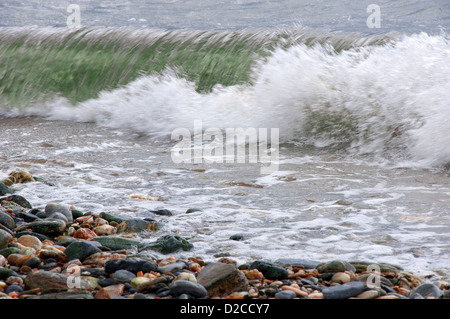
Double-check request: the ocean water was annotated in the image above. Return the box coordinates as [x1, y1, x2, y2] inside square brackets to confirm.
[1, 1, 450, 277]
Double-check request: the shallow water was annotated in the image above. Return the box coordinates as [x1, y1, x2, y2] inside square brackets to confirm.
[1, 118, 449, 277]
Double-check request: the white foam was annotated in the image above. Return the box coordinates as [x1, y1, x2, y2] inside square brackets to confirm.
[31, 32, 450, 168]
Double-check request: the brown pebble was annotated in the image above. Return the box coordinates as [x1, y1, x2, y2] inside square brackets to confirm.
[38, 249, 68, 263]
[218, 257, 237, 265]
[332, 272, 351, 284]
[7, 254, 25, 267]
[355, 290, 380, 299]
[15, 255, 35, 267]
[18, 235, 42, 250]
[309, 291, 324, 299]
[228, 292, 247, 299]
[42, 239, 55, 246]
[95, 284, 125, 299]
[73, 228, 97, 240]
[189, 262, 202, 273]
[188, 257, 205, 266]
[376, 295, 400, 299]
[281, 285, 309, 297]
[19, 265, 33, 273]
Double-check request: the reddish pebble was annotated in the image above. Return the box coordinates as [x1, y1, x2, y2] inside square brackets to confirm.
[15, 255, 35, 267]
[281, 285, 309, 297]
[95, 284, 125, 299]
[8, 291, 20, 299]
[73, 228, 97, 240]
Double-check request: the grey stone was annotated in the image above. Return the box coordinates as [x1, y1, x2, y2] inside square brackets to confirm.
[0, 195, 32, 209]
[56, 236, 79, 247]
[275, 258, 321, 269]
[44, 203, 73, 223]
[409, 282, 443, 299]
[0, 212, 15, 230]
[64, 241, 102, 261]
[0, 182, 12, 196]
[248, 260, 288, 280]
[16, 211, 41, 223]
[275, 290, 297, 299]
[229, 233, 245, 241]
[355, 273, 394, 287]
[16, 219, 66, 237]
[0, 229, 11, 249]
[30, 290, 94, 299]
[322, 281, 366, 299]
[5, 284, 23, 294]
[0, 224, 14, 237]
[150, 209, 173, 216]
[158, 262, 187, 274]
[142, 234, 193, 254]
[197, 262, 248, 297]
[185, 208, 202, 214]
[136, 276, 168, 293]
[0, 267, 19, 280]
[113, 269, 136, 283]
[169, 280, 207, 298]
[104, 257, 158, 274]
[23, 256, 42, 269]
[92, 236, 142, 250]
[98, 212, 124, 224]
[350, 261, 403, 273]
[0, 247, 20, 258]
[316, 260, 356, 273]
[24, 270, 89, 291]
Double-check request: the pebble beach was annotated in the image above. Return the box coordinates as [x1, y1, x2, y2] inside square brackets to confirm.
[0, 170, 448, 301]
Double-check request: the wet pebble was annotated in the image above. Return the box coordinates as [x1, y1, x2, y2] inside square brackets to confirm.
[0, 211, 15, 230]
[322, 281, 366, 299]
[113, 269, 136, 283]
[229, 233, 245, 241]
[248, 260, 288, 280]
[169, 280, 207, 298]
[22, 257, 41, 269]
[410, 282, 443, 299]
[275, 290, 296, 299]
[158, 261, 186, 274]
[5, 284, 23, 294]
[0, 190, 448, 301]
[0, 230, 11, 249]
[64, 241, 102, 262]
[44, 203, 73, 224]
[317, 260, 356, 273]
[104, 257, 158, 274]
[150, 209, 173, 216]
[17, 235, 42, 250]
[0, 182, 12, 196]
[197, 262, 248, 297]
[144, 234, 193, 254]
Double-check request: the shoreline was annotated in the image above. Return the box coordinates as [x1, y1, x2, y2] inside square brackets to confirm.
[0, 172, 448, 300]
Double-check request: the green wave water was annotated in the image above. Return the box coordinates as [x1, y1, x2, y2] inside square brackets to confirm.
[0, 26, 393, 107]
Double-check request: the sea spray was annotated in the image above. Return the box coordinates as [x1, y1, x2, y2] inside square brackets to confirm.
[1, 27, 449, 167]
